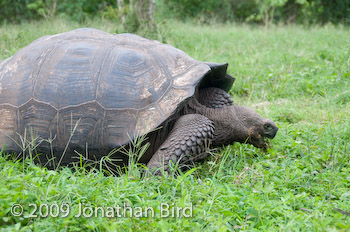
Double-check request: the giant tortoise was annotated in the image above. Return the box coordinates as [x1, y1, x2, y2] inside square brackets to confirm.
[0, 28, 278, 173]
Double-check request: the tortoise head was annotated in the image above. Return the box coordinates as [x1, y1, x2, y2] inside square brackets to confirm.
[230, 105, 278, 149]
[211, 105, 278, 149]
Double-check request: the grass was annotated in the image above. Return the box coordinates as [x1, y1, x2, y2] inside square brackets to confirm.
[1, 19, 350, 231]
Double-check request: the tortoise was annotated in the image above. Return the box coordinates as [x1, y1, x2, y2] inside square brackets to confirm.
[0, 28, 278, 173]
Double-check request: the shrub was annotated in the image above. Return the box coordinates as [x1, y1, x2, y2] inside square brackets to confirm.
[0, 0, 349, 25]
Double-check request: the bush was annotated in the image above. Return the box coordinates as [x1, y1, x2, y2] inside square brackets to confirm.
[0, 0, 41, 23]
[0, 0, 349, 25]
[161, 0, 233, 22]
[161, 0, 350, 25]
[0, 0, 117, 23]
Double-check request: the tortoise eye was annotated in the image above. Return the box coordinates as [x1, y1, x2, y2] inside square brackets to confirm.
[264, 123, 273, 131]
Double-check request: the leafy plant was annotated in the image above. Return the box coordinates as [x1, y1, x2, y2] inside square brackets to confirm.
[252, 0, 289, 26]
[27, 0, 58, 20]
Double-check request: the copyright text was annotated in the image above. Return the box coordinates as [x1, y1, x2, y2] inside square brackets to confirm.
[10, 202, 193, 218]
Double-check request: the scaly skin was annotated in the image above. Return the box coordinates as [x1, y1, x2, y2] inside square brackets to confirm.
[147, 87, 278, 174]
[198, 87, 233, 108]
[147, 114, 214, 174]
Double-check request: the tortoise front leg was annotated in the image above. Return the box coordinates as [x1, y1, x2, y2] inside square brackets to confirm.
[147, 114, 214, 174]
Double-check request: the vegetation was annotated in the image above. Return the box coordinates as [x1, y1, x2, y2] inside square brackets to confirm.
[0, 0, 349, 26]
[0, 18, 349, 231]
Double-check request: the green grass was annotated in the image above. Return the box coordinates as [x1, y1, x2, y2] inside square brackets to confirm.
[1, 19, 350, 231]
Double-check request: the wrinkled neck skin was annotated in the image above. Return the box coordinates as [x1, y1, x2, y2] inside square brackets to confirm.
[185, 98, 249, 146]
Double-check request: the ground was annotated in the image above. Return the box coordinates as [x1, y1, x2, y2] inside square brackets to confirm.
[0, 19, 350, 231]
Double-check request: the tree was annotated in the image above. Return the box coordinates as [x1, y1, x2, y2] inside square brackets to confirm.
[254, 0, 288, 27]
[117, 0, 156, 32]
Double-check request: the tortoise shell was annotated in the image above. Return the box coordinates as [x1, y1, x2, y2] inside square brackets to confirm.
[0, 28, 234, 155]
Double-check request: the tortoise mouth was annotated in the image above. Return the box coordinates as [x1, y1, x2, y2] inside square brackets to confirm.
[261, 138, 269, 151]
[249, 134, 272, 151]
[248, 123, 278, 150]
[251, 138, 266, 149]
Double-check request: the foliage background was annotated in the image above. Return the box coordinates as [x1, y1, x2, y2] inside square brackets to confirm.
[0, 0, 349, 26]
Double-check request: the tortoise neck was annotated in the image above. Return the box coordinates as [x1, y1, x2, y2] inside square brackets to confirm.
[185, 98, 248, 146]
